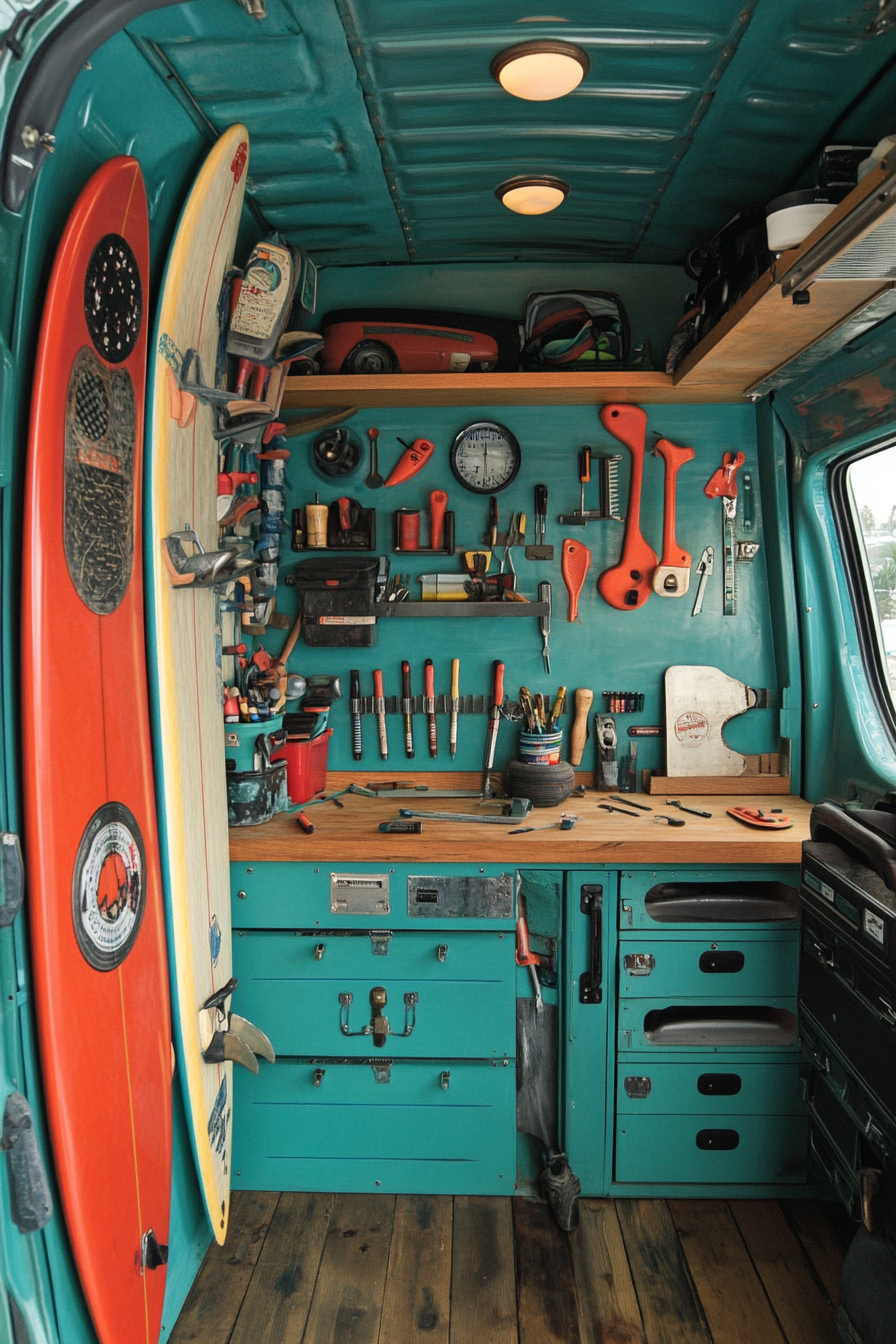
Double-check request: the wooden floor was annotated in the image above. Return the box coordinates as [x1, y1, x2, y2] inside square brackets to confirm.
[170, 1192, 848, 1344]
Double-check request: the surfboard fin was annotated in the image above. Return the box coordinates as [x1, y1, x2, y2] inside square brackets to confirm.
[229, 1013, 276, 1064]
[202, 1029, 259, 1074]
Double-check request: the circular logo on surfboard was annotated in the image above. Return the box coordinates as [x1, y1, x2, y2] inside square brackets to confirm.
[83, 233, 142, 364]
[72, 803, 146, 971]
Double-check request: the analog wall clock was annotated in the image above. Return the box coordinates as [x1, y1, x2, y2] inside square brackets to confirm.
[449, 420, 521, 493]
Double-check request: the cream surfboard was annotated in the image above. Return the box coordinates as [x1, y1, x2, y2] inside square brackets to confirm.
[146, 125, 255, 1244]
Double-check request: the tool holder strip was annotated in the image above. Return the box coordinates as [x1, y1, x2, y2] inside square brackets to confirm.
[359, 695, 521, 717]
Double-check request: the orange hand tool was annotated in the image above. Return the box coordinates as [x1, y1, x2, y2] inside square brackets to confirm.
[561, 538, 591, 622]
[651, 436, 695, 597]
[597, 404, 658, 610]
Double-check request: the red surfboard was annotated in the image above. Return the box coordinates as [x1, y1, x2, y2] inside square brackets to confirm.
[21, 158, 172, 1344]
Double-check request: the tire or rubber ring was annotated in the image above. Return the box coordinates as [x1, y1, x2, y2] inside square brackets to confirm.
[503, 759, 575, 808]
[342, 340, 398, 375]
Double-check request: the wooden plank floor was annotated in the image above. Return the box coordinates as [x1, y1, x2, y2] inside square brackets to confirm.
[169, 1194, 847, 1344]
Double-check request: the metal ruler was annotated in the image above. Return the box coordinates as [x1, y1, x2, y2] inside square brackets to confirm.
[723, 499, 737, 616]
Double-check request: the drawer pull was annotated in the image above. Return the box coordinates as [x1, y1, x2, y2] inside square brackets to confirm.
[339, 987, 419, 1047]
[697, 1073, 742, 1096]
[624, 1076, 651, 1099]
[314, 943, 325, 961]
[623, 953, 655, 977]
[313, 1068, 325, 1087]
[620, 899, 634, 928]
[580, 885, 604, 1004]
[698, 950, 744, 974]
[800, 1034, 830, 1074]
[437, 944, 448, 962]
[696, 1128, 740, 1151]
[440, 1071, 450, 1090]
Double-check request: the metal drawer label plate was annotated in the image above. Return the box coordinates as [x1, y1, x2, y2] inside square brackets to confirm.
[407, 874, 513, 918]
[330, 873, 390, 914]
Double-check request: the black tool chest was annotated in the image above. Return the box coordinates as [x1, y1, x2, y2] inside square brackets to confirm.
[800, 800, 896, 1230]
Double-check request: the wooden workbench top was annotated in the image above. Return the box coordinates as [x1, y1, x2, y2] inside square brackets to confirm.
[229, 773, 812, 866]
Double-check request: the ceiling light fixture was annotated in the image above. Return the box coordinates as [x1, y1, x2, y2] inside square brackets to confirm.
[491, 40, 589, 101]
[496, 175, 570, 215]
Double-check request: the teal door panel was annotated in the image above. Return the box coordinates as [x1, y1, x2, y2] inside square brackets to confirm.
[616, 1061, 806, 1117]
[232, 1058, 515, 1195]
[618, 932, 798, 1000]
[618, 867, 800, 931]
[615, 1113, 808, 1185]
[231, 861, 517, 930]
[233, 929, 515, 1057]
[617, 997, 799, 1052]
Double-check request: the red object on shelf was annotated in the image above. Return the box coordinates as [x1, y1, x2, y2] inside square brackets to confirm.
[272, 728, 333, 803]
[321, 319, 499, 375]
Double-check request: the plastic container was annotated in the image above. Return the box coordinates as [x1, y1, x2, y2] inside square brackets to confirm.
[227, 761, 289, 827]
[224, 715, 284, 773]
[765, 188, 847, 253]
[519, 730, 563, 765]
[272, 727, 333, 803]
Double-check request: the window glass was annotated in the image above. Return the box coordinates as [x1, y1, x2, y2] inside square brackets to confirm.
[848, 446, 896, 712]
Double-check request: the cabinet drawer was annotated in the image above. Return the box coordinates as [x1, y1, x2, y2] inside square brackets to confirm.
[232, 1057, 516, 1195]
[618, 933, 798, 1000]
[617, 997, 799, 1052]
[616, 1062, 806, 1116]
[615, 1112, 807, 1185]
[618, 868, 799, 931]
[233, 929, 516, 1057]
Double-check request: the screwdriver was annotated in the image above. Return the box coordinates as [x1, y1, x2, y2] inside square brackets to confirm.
[373, 668, 388, 760]
[350, 668, 362, 761]
[424, 658, 438, 757]
[401, 660, 414, 758]
[535, 483, 547, 546]
[538, 581, 551, 673]
[450, 658, 460, 756]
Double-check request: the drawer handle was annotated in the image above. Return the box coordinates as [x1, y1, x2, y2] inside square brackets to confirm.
[698, 951, 745, 974]
[313, 1068, 325, 1087]
[580, 885, 604, 1003]
[697, 1073, 742, 1096]
[440, 1071, 450, 1090]
[314, 944, 325, 961]
[696, 1128, 740, 1151]
[339, 987, 418, 1047]
[623, 953, 655, 977]
[437, 944, 448, 962]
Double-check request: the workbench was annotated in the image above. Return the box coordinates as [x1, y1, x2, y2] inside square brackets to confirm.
[228, 777, 812, 1200]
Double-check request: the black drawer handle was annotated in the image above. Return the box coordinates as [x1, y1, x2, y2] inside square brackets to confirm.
[699, 950, 745, 974]
[697, 1072, 742, 1096]
[696, 1128, 740, 1150]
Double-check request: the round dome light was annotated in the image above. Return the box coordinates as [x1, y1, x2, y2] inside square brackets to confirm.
[496, 176, 570, 216]
[491, 40, 589, 101]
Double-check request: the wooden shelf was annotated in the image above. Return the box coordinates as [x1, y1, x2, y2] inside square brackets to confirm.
[282, 370, 736, 410]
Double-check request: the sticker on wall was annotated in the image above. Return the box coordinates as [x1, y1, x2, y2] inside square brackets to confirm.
[71, 802, 146, 971]
[209, 914, 222, 967]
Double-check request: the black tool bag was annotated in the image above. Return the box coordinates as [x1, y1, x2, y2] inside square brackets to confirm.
[520, 290, 629, 370]
[289, 556, 381, 647]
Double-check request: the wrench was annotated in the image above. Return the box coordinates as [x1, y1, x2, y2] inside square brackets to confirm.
[666, 799, 712, 818]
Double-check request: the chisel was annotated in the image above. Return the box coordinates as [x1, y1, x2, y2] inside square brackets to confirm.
[349, 668, 362, 761]
[538, 580, 551, 672]
[482, 659, 504, 798]
[401, 660, 414, 758]
[424, 658, 438, 757]
[450, 658, 460, 756]
[373, 668, 388, 760]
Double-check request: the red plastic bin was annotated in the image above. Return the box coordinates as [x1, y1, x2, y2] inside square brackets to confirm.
[271, 728, 333, 804]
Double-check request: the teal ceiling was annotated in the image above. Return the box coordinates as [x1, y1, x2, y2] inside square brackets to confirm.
[128, 0, 896, 267]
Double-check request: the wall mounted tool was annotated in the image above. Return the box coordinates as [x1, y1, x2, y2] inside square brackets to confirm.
[424, 658, 438, 757]
[482, 660, 505, 797]
[538, 581, 552, 671]
[527, 484, 554, 559]
[561, 539, 591, 622]
[597, 404, 658, 610]
[450, 659, 460, 757]
[691, 546, 713, 615]
[703, 450, 745, 615]
[349, 668, 363, 760]
[568, 689, 594, 765]
[664, 664, 769, 778]
[401, 660, 414, 758]
[385, 436, 435, 487]
[594, 714, 618, 790]
[313, 427, 362, 478]
[365, 426, 384, 489]
[558, 446, 623, 525]
[651, 435, 694, 596]
[373, 668, 388, 759]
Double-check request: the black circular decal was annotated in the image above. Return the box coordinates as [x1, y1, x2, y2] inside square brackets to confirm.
[83, 233, 142, 364]
[64, 346, 135, 614]
[72, 802, 146, 972]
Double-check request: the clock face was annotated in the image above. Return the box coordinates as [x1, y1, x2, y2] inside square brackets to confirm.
[449, 421, 521, 494]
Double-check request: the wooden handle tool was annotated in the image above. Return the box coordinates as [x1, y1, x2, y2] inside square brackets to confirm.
[568, 688, 594, 765]
[449, 658, 460, 757]
[561, 538, 591, 622]
[597, 404, 658, 610]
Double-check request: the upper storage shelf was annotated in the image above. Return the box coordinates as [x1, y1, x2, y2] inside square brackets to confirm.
[282, 160, 896, 411]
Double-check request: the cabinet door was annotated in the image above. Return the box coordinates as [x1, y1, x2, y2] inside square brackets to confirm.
[233, 929, 516, 1058]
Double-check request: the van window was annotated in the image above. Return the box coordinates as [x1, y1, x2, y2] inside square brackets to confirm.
[847, 446, 896, 715]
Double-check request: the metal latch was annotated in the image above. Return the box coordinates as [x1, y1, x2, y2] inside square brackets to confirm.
[624, 1076, 652, 1099]
[339, 987, 418, 1047]
[369, 931, 391, 956]
[623, 953, 655, 977]
[372, 1060, 392, 1084]
[440, 1071, 450, 1090]
[620, 900, 634, 927]
[313, 1068, 325, 1087]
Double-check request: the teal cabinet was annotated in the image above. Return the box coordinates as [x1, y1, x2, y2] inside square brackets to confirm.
[615, 1061, 806, 1117]
[615, 1113, 808, 1185]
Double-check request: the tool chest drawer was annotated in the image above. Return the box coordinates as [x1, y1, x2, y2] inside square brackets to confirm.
[233, 929, 515, 1058]
[232, 1056, 516, 1195]
[801, 1015, 896, 1169]
[615, 1112, 808, 1185]
[230, 861, 517, 930]
[618, 868, 799, 931]
[616, 1061, 806, 1117]
[618, 930, 798, 1000]
[617, 998, 798, 1052]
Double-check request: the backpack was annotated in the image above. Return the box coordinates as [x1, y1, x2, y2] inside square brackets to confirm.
[520, 290, 630, 370]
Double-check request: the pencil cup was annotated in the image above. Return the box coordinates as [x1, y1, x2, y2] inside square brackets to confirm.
[519, 730, 563, 765]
